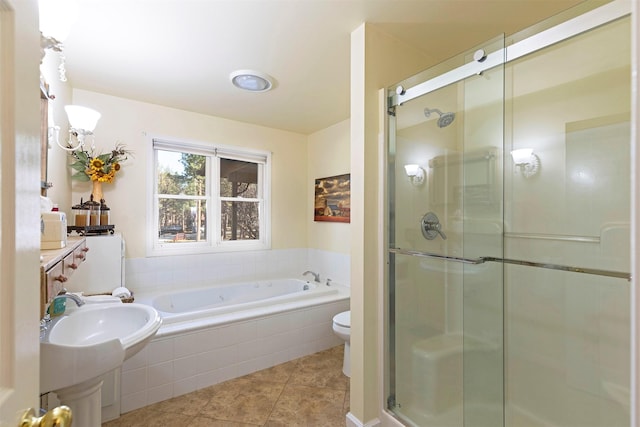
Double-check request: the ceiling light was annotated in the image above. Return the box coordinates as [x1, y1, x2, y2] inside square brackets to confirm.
[230, 70, 273, 92]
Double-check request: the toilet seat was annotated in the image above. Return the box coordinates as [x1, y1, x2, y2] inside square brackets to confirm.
[333, 311, 350, 328]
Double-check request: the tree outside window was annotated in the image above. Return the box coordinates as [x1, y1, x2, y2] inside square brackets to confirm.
[152, 140, 270, 254]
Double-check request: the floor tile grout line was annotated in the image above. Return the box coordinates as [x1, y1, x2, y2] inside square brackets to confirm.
[262, 379, 289, 426]
[262, 356, 300, 426]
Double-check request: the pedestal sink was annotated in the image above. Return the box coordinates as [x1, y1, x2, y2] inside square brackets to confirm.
[40, 302, 162, 426]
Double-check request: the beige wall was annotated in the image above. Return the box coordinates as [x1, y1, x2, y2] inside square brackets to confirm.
[307, 119, 351, 254]
[43, 86, 355, 259]
[350, 23, 436, 424]
[42, 89, 350, 258]
[67, 89, 308, 258]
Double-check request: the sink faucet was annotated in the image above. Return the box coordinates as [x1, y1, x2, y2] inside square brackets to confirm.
[41, 293, 85, 334]
[303, 270, 320, 283]
[54, 293, 85, 307]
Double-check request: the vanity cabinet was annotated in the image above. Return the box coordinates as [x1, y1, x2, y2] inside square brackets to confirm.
[40, 237, 88, 316]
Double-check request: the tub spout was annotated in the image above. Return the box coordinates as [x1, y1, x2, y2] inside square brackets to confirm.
[303, 270, 320, 283]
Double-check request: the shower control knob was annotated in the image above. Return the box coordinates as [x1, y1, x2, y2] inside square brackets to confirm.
[421, 212, 447, 240]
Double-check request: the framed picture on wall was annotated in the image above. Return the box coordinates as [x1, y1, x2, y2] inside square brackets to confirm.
[314, 173, 350, 223]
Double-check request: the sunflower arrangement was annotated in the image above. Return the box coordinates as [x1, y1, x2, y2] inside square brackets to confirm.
[69, 143, 132, 183]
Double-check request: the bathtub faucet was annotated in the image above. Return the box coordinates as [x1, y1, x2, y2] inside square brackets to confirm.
[303, 270, 321, 283]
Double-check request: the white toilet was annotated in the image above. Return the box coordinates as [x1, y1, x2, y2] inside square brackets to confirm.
[332, 310, 351, 377]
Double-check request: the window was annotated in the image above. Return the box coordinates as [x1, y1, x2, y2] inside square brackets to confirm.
[149, 138, 271, 255]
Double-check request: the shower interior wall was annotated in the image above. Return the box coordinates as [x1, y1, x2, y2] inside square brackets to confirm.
[392, 13, 630, 427]
[503, 16, 631, 426]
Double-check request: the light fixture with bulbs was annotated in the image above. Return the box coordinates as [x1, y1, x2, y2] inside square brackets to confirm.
[230, 69, 274, 92]
[61, 105, 101, 151]
[511, 148, 540, 178]
[39, 0, 79, 82]
[404, 164, 425, 186]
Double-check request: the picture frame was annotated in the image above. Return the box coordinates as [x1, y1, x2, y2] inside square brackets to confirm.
[314, 173, 350, 223]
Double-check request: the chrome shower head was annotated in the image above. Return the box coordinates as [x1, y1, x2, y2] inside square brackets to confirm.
[437, 112, 455, 128]
[424, 107, 456, 128]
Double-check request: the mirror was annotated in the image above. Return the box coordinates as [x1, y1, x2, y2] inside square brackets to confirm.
[40, 81, 54, 196]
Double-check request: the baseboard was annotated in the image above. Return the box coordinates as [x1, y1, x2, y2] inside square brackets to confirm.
[346, 412, 381, 427]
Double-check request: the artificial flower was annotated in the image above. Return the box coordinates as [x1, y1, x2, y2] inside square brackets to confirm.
[69, 143, 132, 183]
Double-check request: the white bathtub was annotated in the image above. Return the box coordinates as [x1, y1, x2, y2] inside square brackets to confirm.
[120, 278, 349, 414]
[153, 278, 317, 313]
[135, 278, 348, 337]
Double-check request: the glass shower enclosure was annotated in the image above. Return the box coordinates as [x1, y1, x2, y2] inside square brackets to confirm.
[385, 2, 631, 426]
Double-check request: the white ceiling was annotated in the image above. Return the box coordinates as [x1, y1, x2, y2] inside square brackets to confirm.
[61, 0, 585, 135]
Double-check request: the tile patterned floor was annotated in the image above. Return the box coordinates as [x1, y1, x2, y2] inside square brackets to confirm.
[103, 345, 349, 427]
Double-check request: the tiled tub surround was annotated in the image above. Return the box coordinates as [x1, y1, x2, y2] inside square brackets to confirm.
[116, 249, 350, 415]
[119, 290, 349, 414]
[125, 248, 350, 294]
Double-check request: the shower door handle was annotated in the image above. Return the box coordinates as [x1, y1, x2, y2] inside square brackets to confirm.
[421, 212, 447, 240]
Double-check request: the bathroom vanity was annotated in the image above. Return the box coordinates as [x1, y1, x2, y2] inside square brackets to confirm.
[40, 236, 88, 317]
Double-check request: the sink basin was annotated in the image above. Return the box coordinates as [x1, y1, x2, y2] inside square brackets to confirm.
[40, 303, 162, 393]
[47, 303, 162, 359]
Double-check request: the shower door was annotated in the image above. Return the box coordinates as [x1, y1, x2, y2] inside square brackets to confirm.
[385, 3, 631, 427]
[386, 35, 506, 427]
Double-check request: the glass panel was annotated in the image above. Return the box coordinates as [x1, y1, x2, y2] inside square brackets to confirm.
[389, 253, 465, 426]
[503, 16, 631, 427]
[157, 150, 206, 196]
[461, 36, 505, 427]
[386, 35, 505, 427]
[386, 8, 630, 427]
[220, 158, 258, 198]
[158, 198, 206, 243]
[505, 267, 629, 427]
[221, 201, 260, 241]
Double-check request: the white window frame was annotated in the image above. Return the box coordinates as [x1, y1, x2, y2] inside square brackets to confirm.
[147, 136, 271, 256]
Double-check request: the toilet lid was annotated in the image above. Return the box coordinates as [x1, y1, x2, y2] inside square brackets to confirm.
[333, 311, 350, 328]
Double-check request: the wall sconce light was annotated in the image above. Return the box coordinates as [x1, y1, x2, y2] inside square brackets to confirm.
[511, 148, 540, 178]
[39, 0, 79, 82]
[404, 164, 425, 186]
[61, 105, 101, 151]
